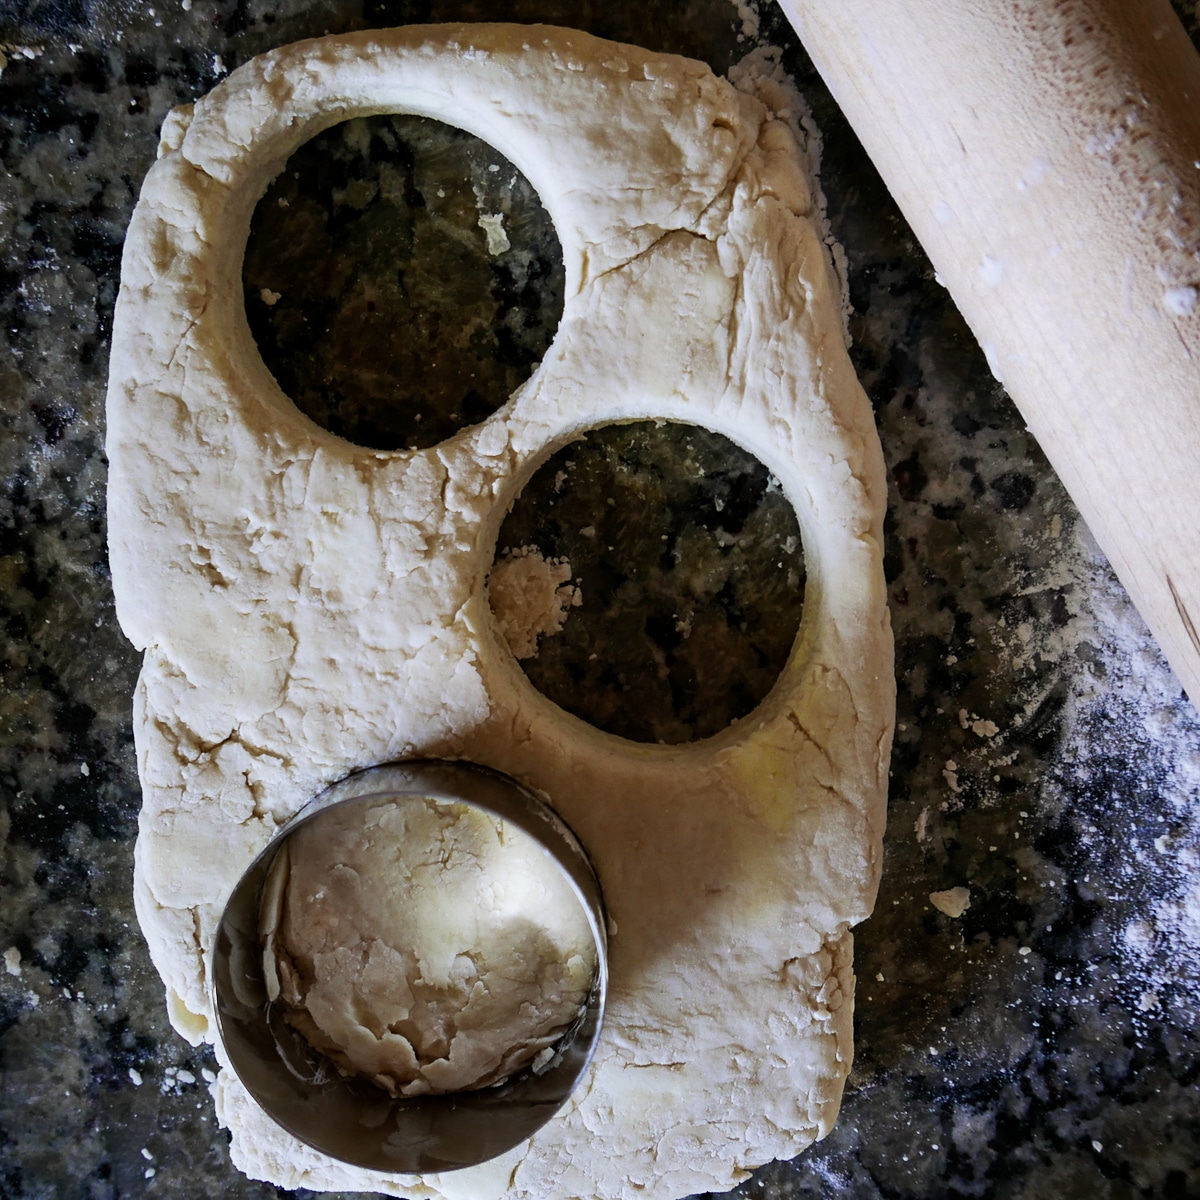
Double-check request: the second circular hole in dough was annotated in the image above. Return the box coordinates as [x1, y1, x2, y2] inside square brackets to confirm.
[489, 421, 807, 745]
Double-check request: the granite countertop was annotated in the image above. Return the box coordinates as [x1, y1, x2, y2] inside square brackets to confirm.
[2, 2, 1199, 1198]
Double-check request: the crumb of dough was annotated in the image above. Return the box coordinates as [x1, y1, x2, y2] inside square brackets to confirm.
[929, 887, 971, 918]
[914, 806, 930, 843]
[261, 796, 597, 1097]
[477, 212, 511, 255]
[489, 547, 581, 660]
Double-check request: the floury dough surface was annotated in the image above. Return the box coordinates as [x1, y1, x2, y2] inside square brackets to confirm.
[106, 23, 894, 1200]
[261, 796, 596, 1097]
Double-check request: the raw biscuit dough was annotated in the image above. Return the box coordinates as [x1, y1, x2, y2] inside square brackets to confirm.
[106, 23, 894, 1200]
[488, 547, 581, 659]
[262, 795, 597, 1097]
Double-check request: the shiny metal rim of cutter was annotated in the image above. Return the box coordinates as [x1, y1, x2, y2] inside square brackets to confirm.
[211, 758, 609, 1173]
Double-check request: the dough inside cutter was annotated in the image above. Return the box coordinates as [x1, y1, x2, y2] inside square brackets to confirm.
[259, 793, 598, 1097]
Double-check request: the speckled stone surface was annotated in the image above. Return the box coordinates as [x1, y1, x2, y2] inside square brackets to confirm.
[1, 2, 1199, 1199]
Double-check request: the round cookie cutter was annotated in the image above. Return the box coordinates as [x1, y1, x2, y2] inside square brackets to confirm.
[211, 759, 609, 1174]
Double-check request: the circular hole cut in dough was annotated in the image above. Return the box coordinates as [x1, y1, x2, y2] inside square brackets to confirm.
[488, 420, 807, 744]
[242, 113, 565, 452]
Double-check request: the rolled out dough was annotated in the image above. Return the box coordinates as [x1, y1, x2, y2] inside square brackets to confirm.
[106, 23, 894, 1200]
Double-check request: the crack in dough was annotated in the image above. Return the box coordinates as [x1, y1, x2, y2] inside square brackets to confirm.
[107, 23, 894, 1200]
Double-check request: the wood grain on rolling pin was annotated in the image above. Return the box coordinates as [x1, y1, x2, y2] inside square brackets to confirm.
[780, 0, 1200, 700]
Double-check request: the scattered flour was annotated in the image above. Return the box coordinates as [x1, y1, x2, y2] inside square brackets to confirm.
[942, 760, 961, 794]
[996, 514, 1200, 1026]
[730, 0, 761, 42]
[914, 806, 930, 843]
[959, 709, 1000, 738]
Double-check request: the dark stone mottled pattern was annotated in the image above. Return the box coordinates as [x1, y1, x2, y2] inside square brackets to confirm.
[0, 1, 1198, 1198]
[244, 112, 564, 451]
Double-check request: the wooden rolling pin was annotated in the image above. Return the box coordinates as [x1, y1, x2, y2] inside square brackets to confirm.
[780, 0, 1200, 702]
